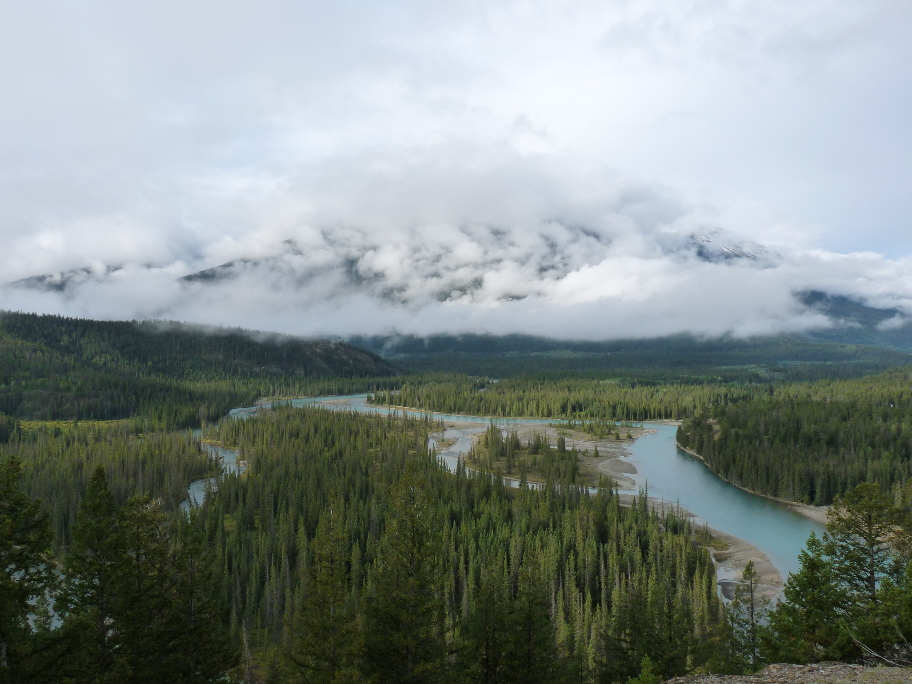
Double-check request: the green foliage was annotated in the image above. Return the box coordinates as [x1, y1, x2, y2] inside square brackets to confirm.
[351, 332, 912, 379]
[626, 656, 662, 684]
[0, 457, 53, 683]
[286, 501, 360, 684]
[469, 424, 583, 486]
[2, 422, 215, 550]
[726, 561, 769, 673]
[763, 533, 849, 663]
[677, 367, 912, 503]
[362, 468, 445, 684]
[196, 405, 724, 682]
[0, 311, 398, 429]
[763, 482, 912, 666]
[55, 467, 237, 683]
[371, 375, 759, 422]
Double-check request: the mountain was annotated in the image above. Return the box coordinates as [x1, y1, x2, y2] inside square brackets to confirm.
[799, 290, 912, 350]
[347, 331, 912, 379]
[0, 312, 397, 426]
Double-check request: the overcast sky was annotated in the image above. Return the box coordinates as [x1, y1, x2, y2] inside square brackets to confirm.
[1, 0, 911, 339]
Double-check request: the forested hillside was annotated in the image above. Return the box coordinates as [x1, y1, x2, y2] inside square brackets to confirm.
[676, 367, 912, 505]
[0, 312, 398, 428]
[351, 333, 912, 379]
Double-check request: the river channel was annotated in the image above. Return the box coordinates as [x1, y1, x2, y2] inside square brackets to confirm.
[188, 394, 824, 582]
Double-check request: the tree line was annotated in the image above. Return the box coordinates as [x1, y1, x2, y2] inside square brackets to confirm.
[676, 367, 912, 504]
[375, 369, 912, 505]
[370, 376, 759, 422]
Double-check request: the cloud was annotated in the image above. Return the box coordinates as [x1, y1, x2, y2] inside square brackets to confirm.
[3, 145, 912, 339]
[0, 1, 910, 337]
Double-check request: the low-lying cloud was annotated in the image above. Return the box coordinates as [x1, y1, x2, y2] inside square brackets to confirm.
[3, 148, 910, 340]
[1, 1, 910, 339]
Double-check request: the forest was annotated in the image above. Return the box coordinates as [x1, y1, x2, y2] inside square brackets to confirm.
[6, 314, 912, 681]
[374, 368, 912, 504]
[4, 403, 912, 682]
[349, 332, 912, 379]
[675, 367, 912, 504]
[0, 312, 399, 429]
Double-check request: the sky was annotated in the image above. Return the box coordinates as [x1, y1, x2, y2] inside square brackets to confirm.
[1, 0, 911, 339]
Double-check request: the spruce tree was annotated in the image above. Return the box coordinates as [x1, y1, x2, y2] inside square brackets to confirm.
[0, 457, 53, 683]
[502, 561, 558, 684]
[363, 468, 444, 684]
[287, 501, 359, 683]
[459, 561, 509, 684]
[58, 466, 131, 682]
[763, 532, 849, 663]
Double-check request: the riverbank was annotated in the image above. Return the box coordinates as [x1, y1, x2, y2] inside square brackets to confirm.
[616, 493, 782, 599]
[676, 442, 830, 526]
[231, 396, 793, 598]
[438, 417, 781, 597]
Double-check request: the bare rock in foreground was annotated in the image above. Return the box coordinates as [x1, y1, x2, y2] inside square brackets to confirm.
[665, 662, 911, 684]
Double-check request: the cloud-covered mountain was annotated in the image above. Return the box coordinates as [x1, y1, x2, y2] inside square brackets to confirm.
[3, 152, 910, 344]
[1, 3, 910, 340]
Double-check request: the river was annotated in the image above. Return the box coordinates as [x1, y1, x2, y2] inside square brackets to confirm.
[187, 393, 824, 582]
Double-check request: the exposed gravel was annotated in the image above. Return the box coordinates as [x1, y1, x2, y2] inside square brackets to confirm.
[666, 662, 912, 684]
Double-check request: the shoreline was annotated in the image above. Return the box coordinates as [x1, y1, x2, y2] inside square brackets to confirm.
[620, 493, 782, 599]
[282, 396, 789, 598]
[675, 442, 830, 526]
[433, 417, 781, 597]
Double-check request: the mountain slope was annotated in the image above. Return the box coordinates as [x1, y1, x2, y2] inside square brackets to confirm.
[0, 312, 397, 426]
[348, 332, 912, 379]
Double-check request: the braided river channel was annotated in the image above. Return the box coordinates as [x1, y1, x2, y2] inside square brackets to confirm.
[187, 394, 825, 583]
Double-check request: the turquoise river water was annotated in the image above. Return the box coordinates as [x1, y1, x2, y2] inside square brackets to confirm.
[186, 394, 823, 581]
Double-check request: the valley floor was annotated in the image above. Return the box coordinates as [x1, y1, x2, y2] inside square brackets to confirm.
[451, 418, 783, 598]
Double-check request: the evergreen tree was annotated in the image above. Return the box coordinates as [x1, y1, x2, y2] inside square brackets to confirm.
[502, 561, 559, 684]
[763, 533, 849, 663]
[58, 472, 236, 682]
[287, 501, 359, 684]
[57, 466, 130, 682]
[726, 561, 768, 673]
[0, 457, 53, 683]
[363, 468, 445, 684]
[459, 562, 509, 684]
[826, 482, 897, 606]
[167, 515, 239, 682]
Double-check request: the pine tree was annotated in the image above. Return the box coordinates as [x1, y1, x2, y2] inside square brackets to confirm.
[826, 482, 898, 606]
[726, 561, 768, 673]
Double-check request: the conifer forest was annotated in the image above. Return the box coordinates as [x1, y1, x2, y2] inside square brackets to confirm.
[5, 314, 912, 682]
